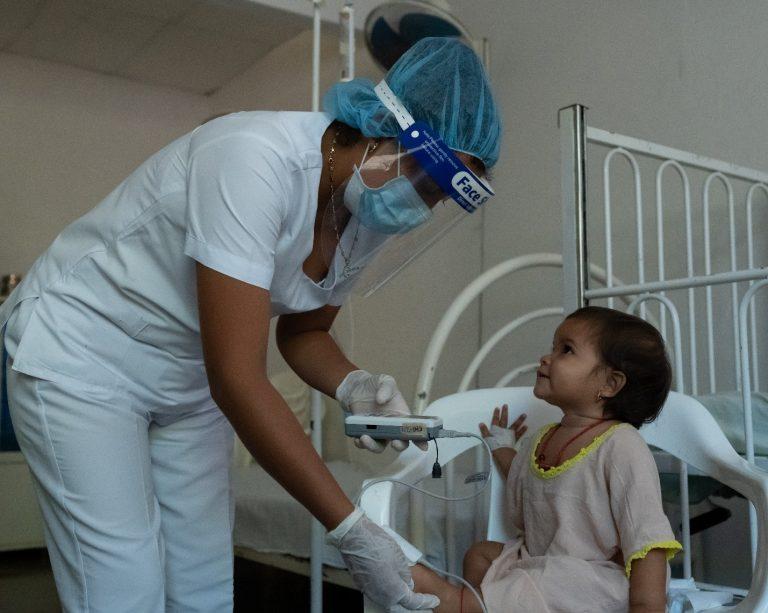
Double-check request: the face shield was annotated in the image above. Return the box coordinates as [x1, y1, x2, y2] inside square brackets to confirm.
[325, 80, 495, 297]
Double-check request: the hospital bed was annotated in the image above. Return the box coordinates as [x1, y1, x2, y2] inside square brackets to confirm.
[233, 105, 768, 611]
[230, 375, 359, 595]
[360, 388, 768, 612]
[232, 460, 357, 589]
[361, 106, 768, 610]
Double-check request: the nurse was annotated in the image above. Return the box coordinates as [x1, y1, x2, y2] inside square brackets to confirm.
[1, 38, 500, 612]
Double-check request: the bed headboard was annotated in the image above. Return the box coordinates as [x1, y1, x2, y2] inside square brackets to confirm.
[560, 104, 768, 398]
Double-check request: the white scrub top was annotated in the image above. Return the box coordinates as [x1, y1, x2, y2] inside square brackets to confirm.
[0, 111, 361, 408]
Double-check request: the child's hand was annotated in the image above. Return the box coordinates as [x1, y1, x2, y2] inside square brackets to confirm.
[479, 405, 527, 478]
[479, 404, 527, 451]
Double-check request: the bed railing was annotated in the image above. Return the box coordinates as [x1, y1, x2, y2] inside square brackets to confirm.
[414, 254, 643, 413]
[412, 253, 649, 575]
[562, 105, 768, 395]
[409, 106, 768, 588]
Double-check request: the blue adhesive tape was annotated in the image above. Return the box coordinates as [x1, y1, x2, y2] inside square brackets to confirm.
[397, 121, 494, 213]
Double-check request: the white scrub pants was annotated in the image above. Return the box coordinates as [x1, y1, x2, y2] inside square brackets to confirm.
[7, 362, 235, 613]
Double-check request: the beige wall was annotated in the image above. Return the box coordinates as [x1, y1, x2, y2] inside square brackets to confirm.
[0, 52, 211, 274]
[451, 0, 768, 388]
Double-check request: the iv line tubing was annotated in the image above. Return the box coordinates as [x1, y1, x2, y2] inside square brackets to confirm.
[355, 432, 494, 613]
[355, 432, 493, 505]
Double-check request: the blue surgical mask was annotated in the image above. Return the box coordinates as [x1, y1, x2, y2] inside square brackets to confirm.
[343, 166, 433, 235]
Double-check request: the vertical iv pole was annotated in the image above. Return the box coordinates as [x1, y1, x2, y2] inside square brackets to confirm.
[309, 3, 355, 612]
[309, 5, 324, 610]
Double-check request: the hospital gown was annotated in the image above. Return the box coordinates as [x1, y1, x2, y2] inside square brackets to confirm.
[480, 423, 682, 613]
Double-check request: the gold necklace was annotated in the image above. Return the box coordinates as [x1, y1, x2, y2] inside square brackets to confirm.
[328, 130, 376, 278]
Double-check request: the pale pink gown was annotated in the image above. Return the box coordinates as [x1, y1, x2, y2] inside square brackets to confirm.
[480, 423, 682, 613]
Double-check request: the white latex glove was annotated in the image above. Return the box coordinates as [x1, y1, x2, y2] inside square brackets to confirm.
[327, 508, 440, 611]
[336, 370, 427, 453]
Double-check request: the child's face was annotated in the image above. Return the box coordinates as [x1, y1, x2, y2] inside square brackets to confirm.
[533, 318, 607, 412]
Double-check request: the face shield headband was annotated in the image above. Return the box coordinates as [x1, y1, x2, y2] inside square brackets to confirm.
[373, 79, 495, 213]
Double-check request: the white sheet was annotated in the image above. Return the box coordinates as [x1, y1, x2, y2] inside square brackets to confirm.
[233, 460, 368, 568]
[694, 391, 768, 456]
[233, 451, 482, 570]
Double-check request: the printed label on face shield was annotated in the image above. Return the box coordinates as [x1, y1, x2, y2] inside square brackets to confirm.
[398, 121, 494, 213]
[452, 172, 493, 208]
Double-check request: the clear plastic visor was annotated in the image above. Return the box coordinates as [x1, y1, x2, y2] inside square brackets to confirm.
[353, 139, 455, 211]
[318, 139, 478, 297]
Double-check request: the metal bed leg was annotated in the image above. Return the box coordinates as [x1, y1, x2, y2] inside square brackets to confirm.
[559, 104, 589, 312]
[310, 388, 324, 613]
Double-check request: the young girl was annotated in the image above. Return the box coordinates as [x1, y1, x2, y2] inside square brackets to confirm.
[412, 306, 682, 612]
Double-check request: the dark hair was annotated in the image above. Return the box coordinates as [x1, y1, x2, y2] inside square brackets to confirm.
[567, 306, 672, 428]
[331, 120, 363, 147]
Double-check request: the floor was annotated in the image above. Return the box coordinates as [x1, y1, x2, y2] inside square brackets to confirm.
[0, 549, 59, 613]
[0, 549, 363, 612]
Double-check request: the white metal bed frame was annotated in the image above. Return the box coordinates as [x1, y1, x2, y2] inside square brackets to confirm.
[560, 103, 768, 573]
[405, 104, 768, 599]
[363, 387, 768, 612]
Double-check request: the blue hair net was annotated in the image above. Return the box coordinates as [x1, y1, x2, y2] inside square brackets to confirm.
[323, 37, 501, 169]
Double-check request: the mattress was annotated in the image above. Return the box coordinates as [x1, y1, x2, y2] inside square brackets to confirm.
[655, 392, 768, 504]
[233, 452, 482, 570]
[694, 391, 768, 456]
[233, 460, 368, 568]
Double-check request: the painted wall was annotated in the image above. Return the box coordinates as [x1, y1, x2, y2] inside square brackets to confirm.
[455, 0, 768, 388]
[0, 52, 211, 274]
[4, 2, 765, 430]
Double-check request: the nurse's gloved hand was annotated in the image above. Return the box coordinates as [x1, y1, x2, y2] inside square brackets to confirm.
[335, 369, 427, 453]
[327, 508, 440, 611]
